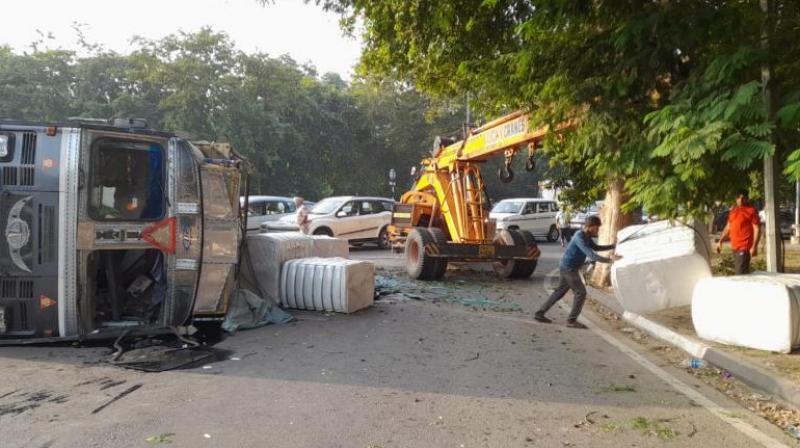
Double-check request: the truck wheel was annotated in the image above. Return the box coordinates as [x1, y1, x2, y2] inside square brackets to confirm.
[405, 228, 438, 280]
[514, 230, 539, 278]
[428, 227, 449, 279]
[546, 225, 559, 242]
[492, 229, 537, 278]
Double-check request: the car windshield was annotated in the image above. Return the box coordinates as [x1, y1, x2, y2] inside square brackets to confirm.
[492, 201, 524, 214]
[311, 198, 345, 215]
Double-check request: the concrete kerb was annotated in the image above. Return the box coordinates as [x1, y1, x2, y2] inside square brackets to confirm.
[586, 285, 800, 409]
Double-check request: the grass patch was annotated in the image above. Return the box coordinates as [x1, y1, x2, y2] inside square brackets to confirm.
[145, 433, 175, 445]
[721, 411, 746, 419]
[601, 422, 623, 433]
[628, 417, 679, 440]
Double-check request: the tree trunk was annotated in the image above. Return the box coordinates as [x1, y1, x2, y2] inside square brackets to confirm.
[589, 176, 633, 288]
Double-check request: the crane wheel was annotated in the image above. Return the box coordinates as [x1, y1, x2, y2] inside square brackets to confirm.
[405, 227, 440, 280]
[428, 227, 449, 279]
[493, 229, 537, 278]
[514, 230, 539, 277]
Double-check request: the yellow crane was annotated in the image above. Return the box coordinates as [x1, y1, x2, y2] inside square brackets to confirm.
[390, 111, 570, 280]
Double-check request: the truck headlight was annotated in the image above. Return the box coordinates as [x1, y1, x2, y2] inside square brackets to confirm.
[0, 135, 8, 159]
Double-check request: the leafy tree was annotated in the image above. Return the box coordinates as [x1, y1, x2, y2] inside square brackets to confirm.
[317, 0, 751, 284]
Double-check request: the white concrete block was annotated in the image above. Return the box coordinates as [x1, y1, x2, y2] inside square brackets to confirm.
[692, 273, 800, 353]
[245, 233, 313, 302]
[311, 235, 349, 258]
[611, 220, 712, 313]
[280, 257, 374, 313]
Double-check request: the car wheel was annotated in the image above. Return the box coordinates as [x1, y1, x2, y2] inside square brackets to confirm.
[313, 227, 333, 237]
[546, 225, 559, 242]
[377, 226, 390, 250]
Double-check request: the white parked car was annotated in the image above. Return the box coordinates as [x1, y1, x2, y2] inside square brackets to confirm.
[262, 196, 395, 248]
[490, 198, 560, 242]
[241, 195, 298, 233]
[570, 201, 603, 230]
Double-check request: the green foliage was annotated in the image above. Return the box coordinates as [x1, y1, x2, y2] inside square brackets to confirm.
[322, 0, 800, 219]
[0, 30, 473, 201]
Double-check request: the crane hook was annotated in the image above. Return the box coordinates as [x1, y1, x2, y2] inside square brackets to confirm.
[525, 156, 536, 172]
[498, 165, 514, 183]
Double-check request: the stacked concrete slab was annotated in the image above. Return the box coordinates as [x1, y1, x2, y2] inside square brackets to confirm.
[611, 220, 712, 314]
[280, 257, 374, 313]
[245, 233, 357, 307]
[245, 233, 314, 302]
[692, 273, 800, 353]
[311, 235, 349, 258]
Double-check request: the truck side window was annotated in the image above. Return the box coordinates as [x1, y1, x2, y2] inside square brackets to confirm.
[537, 203, 550, 213]
[89, 138, 165, 221]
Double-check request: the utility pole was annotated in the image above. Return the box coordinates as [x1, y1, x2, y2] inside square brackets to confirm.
[761, 0, 783, 271]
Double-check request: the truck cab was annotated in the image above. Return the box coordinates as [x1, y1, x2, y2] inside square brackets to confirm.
[0, 120, 242, 342]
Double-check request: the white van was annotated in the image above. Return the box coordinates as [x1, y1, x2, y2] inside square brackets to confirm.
[490, 198, 560, 242]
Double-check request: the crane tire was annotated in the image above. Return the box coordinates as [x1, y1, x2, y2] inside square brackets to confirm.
[492, 229, 537, 278]
[514, 230, 539, 278]
[405, 227, 439, 280]
[428, 227, 449, 279]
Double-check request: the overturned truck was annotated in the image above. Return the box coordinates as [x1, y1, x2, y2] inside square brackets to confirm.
[0, 119, 243, 343]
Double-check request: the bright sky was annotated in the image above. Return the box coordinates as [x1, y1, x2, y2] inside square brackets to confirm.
[0, 0, 362, 78]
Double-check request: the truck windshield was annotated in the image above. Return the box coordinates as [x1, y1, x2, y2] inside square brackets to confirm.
[492, 201, 524, 214]
[89, 139, 165, 221]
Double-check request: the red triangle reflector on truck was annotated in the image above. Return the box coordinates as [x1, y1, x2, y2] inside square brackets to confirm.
[141, 217, 177, 254]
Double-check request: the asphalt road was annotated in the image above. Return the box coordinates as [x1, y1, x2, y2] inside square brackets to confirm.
[0, 242, 794, 447]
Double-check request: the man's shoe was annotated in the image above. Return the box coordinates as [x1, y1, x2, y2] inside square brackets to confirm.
[566, 320, 588, 329]
[534, 313, 552, 324]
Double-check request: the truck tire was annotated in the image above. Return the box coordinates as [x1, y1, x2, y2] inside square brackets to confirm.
[428, 227, 449, 279]
[514, 230, 539, 278]
[405, 227, 439, 280]
[492, 229, 536, 278]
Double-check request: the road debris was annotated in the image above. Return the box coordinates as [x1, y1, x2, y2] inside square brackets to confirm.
[91, 384, 142, 414]
[374, 274, 521, 311]
[464, 352, 480, 362]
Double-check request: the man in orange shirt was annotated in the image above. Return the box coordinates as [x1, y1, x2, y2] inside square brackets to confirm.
[716, 190, 761, 275]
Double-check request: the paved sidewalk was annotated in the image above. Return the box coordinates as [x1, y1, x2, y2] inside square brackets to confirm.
[587, 285, 800, 409]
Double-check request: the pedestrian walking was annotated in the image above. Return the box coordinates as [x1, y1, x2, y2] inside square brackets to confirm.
[294, 196, 310, 234]
[716, 189, 760, 274]
[535, 216, 621, 329]
[556, 208, 573, 247]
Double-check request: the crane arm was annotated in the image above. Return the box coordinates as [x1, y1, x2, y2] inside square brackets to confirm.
[433, 112, 556, 168]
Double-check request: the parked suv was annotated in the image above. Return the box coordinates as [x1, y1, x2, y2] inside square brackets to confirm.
[262, 196, 395, 248]
[241, 195, 297, 233]
[490, 198, 560, 242]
